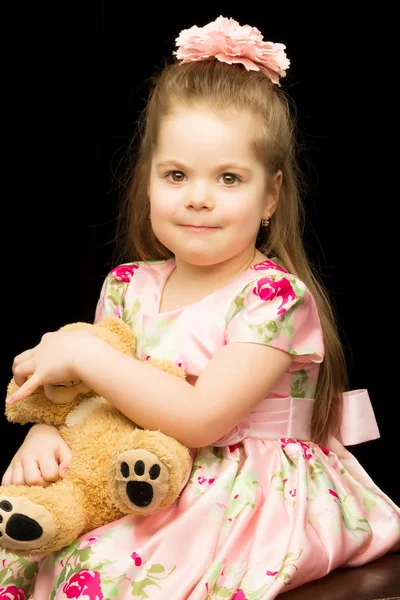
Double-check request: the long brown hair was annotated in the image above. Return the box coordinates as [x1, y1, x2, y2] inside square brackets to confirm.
[115, 60, 348, 445]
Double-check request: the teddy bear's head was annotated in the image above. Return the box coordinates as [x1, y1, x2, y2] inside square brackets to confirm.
[6, 316, 137, 424]
[42, 317, 137, 404]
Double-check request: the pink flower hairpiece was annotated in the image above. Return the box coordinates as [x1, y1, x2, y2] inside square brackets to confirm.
[174, 15, 290, 86]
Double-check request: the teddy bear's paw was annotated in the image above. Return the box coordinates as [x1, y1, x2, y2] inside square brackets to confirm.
[0, 496, 56, 551]
[114, 449, 170, 514]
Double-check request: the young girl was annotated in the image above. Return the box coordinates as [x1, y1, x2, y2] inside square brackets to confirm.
[1, 15, 399, 600]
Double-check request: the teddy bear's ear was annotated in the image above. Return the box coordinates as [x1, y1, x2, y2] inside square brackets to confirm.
[58, 317, 136, 357]
[93, 316, 136, 357]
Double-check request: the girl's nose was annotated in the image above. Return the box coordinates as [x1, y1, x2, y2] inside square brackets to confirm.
[184, 182, 215, 210]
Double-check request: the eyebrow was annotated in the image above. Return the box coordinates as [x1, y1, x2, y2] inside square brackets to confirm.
[155, 160, 253, 174]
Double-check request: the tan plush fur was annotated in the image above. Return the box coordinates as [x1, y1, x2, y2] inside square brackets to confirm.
[0, 317, 192, 557]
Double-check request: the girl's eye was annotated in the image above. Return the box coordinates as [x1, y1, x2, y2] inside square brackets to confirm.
[167, 171, 186, 182]
[220, 173, 239, 186]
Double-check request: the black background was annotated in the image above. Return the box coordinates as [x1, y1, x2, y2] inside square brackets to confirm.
[2, 4, 397, 506]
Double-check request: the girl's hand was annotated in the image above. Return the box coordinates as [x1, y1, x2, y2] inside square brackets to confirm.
[7, 329, 95, 405]
[1, 424, 72, 486]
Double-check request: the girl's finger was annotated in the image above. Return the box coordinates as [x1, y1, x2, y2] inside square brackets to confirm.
[23, 458, 46, 486]
[6, 373, 42, 405]
[13, 359, 36, 387]
[12, 349, 34, 371]
[9, 462, 25, 486]
[40, 455, 62, 483]
[1, 465, 13, 486]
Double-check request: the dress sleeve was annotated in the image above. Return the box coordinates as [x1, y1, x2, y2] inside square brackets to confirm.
[225, 271, 324, 366]
[94, 264, 139, 324]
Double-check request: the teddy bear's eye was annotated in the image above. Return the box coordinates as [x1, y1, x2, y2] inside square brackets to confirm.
[52, 380, 82, 388]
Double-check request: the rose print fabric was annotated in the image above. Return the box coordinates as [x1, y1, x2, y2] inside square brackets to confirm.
[1, 258, 399, 599]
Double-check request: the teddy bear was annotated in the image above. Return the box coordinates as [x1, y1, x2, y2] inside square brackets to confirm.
[0, 316, 192, 557]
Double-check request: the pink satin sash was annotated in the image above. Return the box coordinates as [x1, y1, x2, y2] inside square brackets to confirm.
[213, 389, 380, 447]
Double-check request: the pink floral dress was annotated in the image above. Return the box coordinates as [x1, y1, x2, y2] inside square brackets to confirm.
[1, 258, 399, 600]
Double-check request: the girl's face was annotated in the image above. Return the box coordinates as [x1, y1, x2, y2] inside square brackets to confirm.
[149, 106, 281, 267]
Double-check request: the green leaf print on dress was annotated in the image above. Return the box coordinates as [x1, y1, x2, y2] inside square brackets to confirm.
[242, 549, 303, 598]
[131, 563, 177, 599]
[275, 307, 296, 339]
[46, 525, 135, 600]
[0, 555, 39, 598]
[107, 281, 128, 311]
[361, 486, 378, 512]
[275, 550, 303, 584]
[227, 471, 261, 520]
[225, 283, 253, 325]
[123, 298, 141, 330]
[270, 453, 304, 506]
[141, 315, 179, 359]
[328, 489, 371, 542]
[199, 549, 303, 599]
[218, 470, 261, 544]
[49, 540, 98, 600]
[197, 560, 246, 600]
[248, 321, 278, 344]
[187, 447, 227, 496]
[290, 369, 313, 398]
[273, 440, 374, 547]
[241, 289, 298, 344]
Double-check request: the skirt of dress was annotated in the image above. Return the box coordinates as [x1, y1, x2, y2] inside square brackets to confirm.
[1, 436, 399, 600]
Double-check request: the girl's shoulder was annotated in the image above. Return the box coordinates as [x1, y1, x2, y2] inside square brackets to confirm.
[249, 257, 292, 276]
[241, 257, 310, 299]
[94, 259, 174, 322]
[106, 259, 174, 285]
[225, 257, 324, 365]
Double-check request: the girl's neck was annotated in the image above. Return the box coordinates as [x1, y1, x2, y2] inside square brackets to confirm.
[172, 248, 266, 290]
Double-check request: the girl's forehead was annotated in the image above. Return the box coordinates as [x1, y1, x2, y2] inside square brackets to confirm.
[162, 104, 255, 126]
[156, 107, 259, 152]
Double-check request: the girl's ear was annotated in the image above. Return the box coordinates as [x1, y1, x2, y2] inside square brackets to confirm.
[263, 170, 282, 219]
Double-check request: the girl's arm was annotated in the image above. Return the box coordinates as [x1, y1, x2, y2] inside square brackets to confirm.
[9, 331, 292, 447]
[77, 337, 292, 447]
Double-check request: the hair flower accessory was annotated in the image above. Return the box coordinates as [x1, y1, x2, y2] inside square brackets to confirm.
[174, 15, 290, 85]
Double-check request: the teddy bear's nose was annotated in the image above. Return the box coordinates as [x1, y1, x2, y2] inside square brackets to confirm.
[126, 481, 154, 507]
[6, 513, 43, 541]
